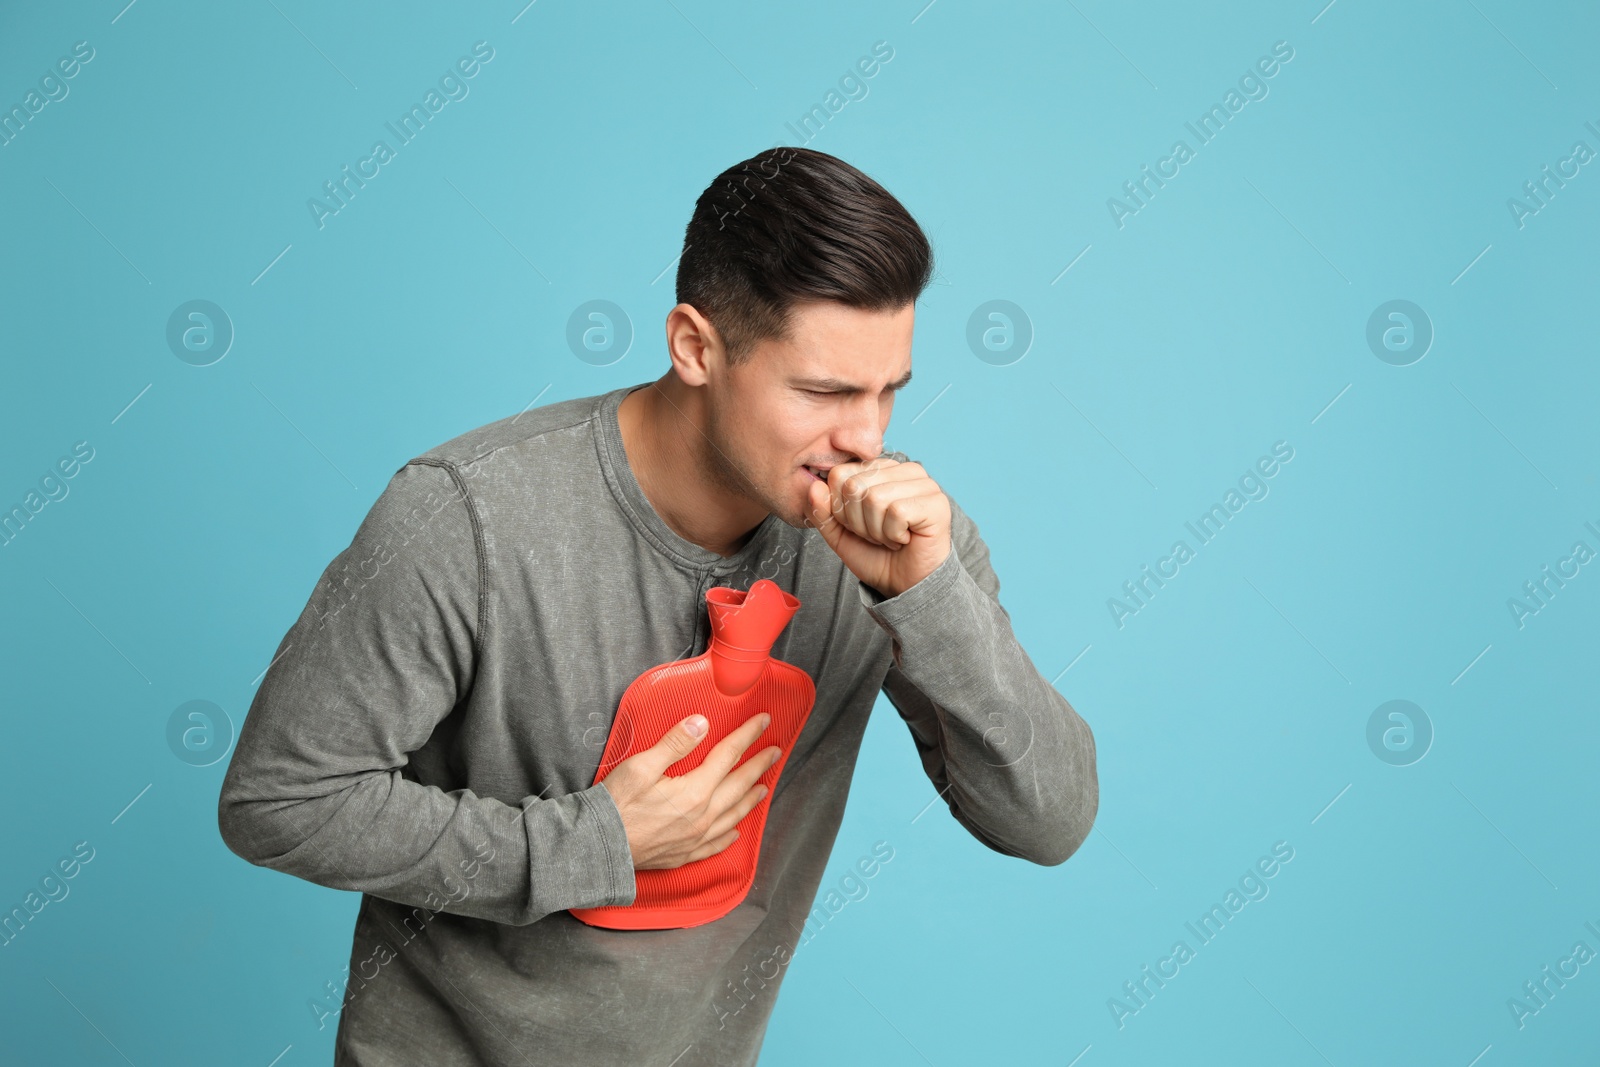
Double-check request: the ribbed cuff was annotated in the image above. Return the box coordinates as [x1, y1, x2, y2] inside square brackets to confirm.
[856, 546, 964, 622]
[577, 781, 638, 907]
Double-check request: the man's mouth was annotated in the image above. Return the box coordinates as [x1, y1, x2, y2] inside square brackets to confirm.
[802, 466, 832, 483]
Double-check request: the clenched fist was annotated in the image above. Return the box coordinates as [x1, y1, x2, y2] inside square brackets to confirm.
[806, 456, 952, 599]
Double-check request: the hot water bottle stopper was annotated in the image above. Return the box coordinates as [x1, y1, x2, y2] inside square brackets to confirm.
[569, 578, 816, 930]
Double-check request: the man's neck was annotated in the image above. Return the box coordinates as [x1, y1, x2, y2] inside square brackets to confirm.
[617, 375, 769, 559]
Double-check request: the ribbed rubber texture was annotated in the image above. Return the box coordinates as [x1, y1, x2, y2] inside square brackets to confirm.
[570, 580, 816, 930]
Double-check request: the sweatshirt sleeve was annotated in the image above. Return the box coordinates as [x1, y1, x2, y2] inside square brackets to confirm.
[856, 494, 1098, 866]
[216, 459, 637, 925]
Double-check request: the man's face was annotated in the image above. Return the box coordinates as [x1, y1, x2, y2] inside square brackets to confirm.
[702, 299, 915, 529]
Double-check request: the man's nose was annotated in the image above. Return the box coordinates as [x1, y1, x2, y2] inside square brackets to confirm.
[834, 394, 884, 462]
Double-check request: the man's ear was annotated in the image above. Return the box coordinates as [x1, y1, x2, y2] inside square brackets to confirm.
[665, 303, 723, 387]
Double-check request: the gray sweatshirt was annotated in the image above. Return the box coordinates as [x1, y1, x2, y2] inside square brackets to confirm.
[217, 381, 1098, 1066]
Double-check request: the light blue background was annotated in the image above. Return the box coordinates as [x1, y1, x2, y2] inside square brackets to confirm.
[2, 1, 1596, 1064]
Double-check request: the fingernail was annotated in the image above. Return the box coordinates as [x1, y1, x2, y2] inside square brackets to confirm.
[685, 715, 707, 737]
[762, 714, 772, 730]
[756, 785, 768, 799]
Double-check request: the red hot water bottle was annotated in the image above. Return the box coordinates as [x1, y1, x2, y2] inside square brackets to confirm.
[569, 579, 816, 930]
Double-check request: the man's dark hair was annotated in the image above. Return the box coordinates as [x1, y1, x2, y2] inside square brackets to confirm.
[676, 147, 934, 367]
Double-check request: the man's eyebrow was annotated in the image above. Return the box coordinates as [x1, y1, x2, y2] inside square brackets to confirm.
[792, 370, 913, 394]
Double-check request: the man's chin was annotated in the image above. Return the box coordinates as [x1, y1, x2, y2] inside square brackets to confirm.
[772, 502, 811, 531]
[776, 486, 831, 530]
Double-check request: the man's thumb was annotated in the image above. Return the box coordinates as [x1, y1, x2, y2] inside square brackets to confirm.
[612, 715, 708, 789]
[657, 715, 708, 761]
[807, 480, 842, 548]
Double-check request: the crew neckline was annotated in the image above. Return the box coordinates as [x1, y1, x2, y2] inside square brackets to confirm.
[595, 382, 786, 574]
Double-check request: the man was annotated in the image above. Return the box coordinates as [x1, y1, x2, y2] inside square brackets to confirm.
[218, 146, 1098, 1065]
